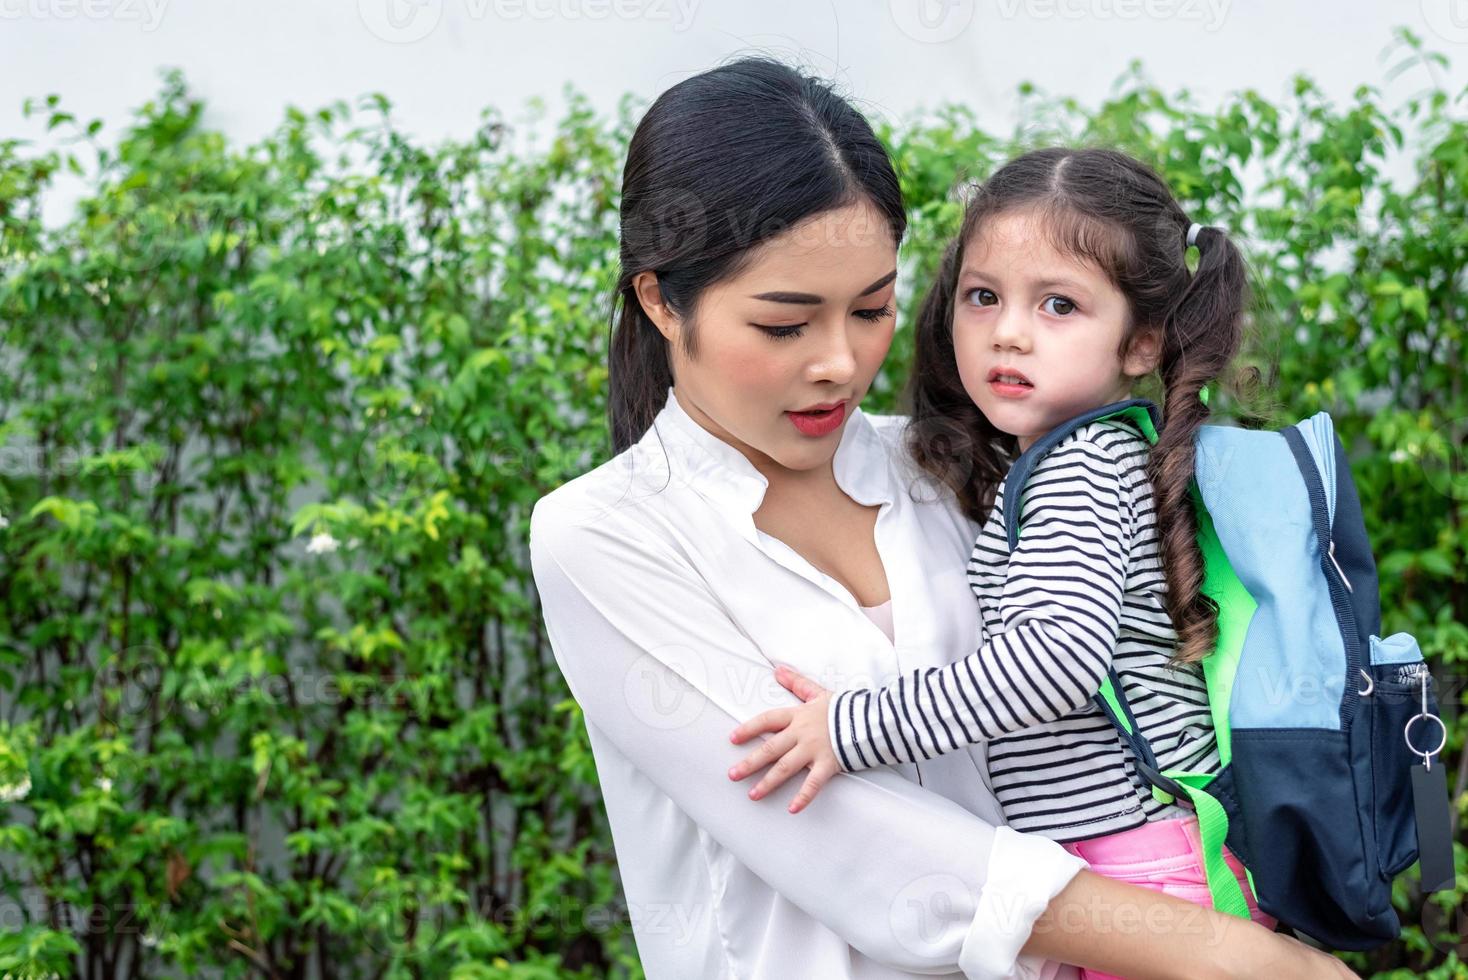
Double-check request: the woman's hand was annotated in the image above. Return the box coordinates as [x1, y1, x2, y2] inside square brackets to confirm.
[727, 665, 841, 813]
[1237, 930, 1358, 980]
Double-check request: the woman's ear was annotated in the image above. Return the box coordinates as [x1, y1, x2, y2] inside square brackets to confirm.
[633, 271, 679, 343]
[1123, 327, 1163, 378]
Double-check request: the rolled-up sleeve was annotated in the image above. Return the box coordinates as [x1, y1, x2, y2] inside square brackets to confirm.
[529, 495, 1088, 980]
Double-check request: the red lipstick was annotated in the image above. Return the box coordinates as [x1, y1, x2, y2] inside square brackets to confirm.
[786, 400, 848, 437]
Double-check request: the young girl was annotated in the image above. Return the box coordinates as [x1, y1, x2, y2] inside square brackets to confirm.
[726, 146, 1278, 963]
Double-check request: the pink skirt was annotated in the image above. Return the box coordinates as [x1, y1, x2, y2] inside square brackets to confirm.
[1058, 814, 1276, 980]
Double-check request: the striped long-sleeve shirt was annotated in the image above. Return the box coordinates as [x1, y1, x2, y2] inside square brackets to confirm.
[827, 418, 1223, 843]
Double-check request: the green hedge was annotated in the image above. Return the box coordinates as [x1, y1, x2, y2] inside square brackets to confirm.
[1, 30, 1465, 978]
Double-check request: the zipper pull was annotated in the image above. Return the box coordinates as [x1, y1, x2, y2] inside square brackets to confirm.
[1397, 661, 1429, 686]
[1327, 539, 1354, 593]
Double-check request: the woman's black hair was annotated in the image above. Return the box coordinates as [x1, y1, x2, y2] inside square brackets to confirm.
[608, 57, 907, 452]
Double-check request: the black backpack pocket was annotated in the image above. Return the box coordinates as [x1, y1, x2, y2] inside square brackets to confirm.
[1230, 727, 1401, 950]
[1366, 633, 1440, 881]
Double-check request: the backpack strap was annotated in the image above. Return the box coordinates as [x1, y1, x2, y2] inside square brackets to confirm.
[1095, 669, 1252, 918]
[1001, 399, 1163, 553]
[999, 399, 1255, 920]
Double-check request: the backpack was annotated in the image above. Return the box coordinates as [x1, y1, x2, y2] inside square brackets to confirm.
[999, 397, 1454, 950]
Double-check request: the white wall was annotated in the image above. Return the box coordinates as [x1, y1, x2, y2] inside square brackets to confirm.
[3, 0, 1466, 225]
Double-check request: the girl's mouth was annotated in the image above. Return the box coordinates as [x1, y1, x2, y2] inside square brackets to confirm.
[988, 368, 1034, 398]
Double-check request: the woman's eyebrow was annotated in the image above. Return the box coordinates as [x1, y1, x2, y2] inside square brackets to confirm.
[748, 269, 897, 305]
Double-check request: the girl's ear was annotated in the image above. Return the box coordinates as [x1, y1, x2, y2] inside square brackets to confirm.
[1123, 327, 1163, 378]
[633, 271, 680, 343]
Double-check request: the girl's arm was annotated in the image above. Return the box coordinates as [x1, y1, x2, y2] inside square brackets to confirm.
[835, 437, 1138, 771]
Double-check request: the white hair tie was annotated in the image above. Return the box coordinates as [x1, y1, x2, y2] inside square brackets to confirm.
[1186, 222, 1205, 248]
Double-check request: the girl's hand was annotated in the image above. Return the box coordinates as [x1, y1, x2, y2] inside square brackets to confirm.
[726, 665, 840, 813]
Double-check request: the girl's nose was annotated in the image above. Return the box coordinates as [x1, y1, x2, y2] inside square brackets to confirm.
[990, 309, 1031, 352]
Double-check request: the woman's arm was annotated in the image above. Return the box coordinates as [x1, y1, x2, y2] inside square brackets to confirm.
[530, 492, 1084, 980]
[1025, 871, 1357, 980]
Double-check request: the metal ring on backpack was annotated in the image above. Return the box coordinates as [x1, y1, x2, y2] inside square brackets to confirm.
[1358, 668, 1373, 696]
[1405, 712, 1447, 762]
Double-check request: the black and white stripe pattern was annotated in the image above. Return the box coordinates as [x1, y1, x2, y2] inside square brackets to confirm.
[829, 419, 1221, 842]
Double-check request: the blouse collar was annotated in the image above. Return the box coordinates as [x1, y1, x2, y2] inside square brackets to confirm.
[642, 385, 895, 518]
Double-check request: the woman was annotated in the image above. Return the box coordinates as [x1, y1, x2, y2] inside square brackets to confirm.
[529, 57, 1354, 980]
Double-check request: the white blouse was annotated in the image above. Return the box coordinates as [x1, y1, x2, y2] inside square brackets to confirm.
[529, 386, 1088, 980]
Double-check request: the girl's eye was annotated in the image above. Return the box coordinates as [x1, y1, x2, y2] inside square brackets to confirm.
[854, 304, 894, 323]
[1043, 296, 1077, 316]
[755, 324, 806, 341]
[966, 288, 998, 307]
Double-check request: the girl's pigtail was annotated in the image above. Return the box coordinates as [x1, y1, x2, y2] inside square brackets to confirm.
[1148, 224, 1249, 667]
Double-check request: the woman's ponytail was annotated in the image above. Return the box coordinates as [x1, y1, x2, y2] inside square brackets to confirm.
[608, 285, 674, 454]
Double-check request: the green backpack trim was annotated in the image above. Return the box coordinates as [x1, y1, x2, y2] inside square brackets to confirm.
[1090, 402, 1261, 919]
